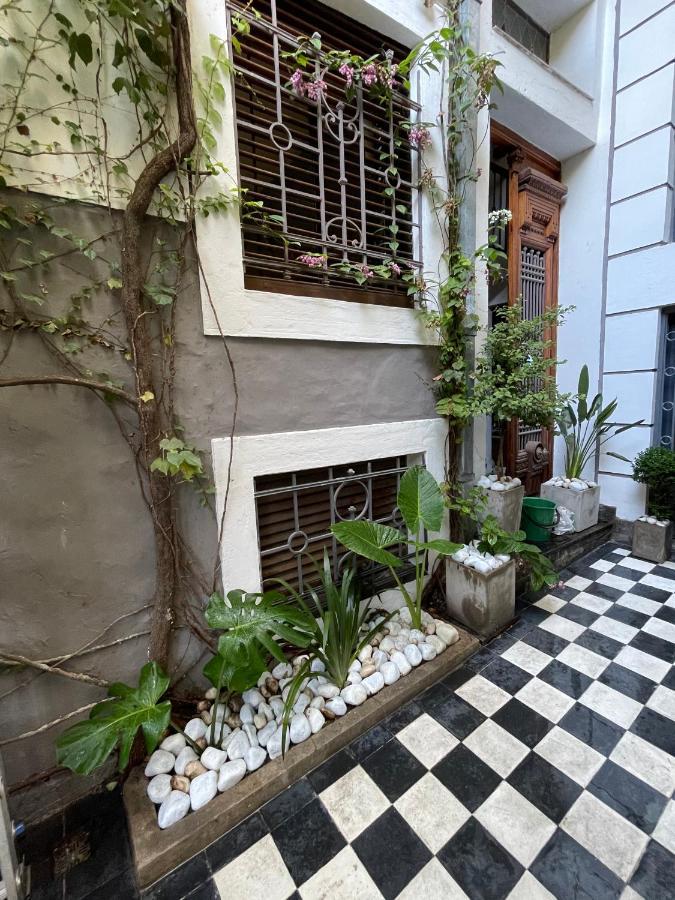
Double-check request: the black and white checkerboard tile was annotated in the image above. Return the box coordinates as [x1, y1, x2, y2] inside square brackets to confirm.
[152, 543, 675, 900]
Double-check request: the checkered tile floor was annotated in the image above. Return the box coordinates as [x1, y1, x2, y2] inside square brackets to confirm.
[149, 543, 675, 900]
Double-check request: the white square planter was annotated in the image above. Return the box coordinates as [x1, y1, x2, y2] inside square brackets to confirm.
[632, 519, 673, 564]
[445, 558, 515, 639]
[540, 483, 600, 533]
[482, 485, 525, 534]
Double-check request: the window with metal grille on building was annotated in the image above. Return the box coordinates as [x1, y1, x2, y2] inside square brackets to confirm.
[227, 0, 422, 307]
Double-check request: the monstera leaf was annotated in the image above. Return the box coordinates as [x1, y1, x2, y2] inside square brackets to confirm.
[205, 589, 315, 668]
[397, 465, 444, 533]
[203, 646, 263, 695]
[330, 520, 403, 567]
[56, 662, 171, 775]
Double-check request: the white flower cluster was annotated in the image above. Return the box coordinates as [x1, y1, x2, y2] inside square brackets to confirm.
[488, 208, 512, 227]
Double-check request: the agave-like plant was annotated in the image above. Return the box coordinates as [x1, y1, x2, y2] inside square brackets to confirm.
[556, 365, 642, 480]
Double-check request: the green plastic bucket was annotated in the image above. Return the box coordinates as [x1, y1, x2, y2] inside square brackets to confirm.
[521, 497, 558, 543]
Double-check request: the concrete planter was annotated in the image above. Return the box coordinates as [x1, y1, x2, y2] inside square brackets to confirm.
[632, 518, 673, 564]
[445, 558, 515, 639]
[483, 484, 525, 533]
[540, 483, 600, 533]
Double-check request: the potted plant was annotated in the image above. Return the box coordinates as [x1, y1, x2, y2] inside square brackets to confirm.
[544, 365, 642, 532]
[445, 515, 558, 638]
[631, 446, 675, 562]
[470, 302, 570, 530]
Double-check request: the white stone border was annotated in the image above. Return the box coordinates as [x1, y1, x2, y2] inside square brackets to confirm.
[188, 0, 445, 345]
[212, 417, 448, 592]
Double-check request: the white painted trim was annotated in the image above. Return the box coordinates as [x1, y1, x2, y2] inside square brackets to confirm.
[189, 0, 444, 345]
[212, 417, 448, 592]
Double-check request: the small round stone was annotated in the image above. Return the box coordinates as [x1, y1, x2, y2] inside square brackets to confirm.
[147, 773, 172, 804]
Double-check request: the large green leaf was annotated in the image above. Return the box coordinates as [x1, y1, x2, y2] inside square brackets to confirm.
[577, 364, 589, 398]
[203, 648, 263, 695]
[417, 538, 464, 556]
[331, 520, 403, 567]
[206, 589, 315, 668]
[397, 465, 444, 533]
[56, 662, 171, 775]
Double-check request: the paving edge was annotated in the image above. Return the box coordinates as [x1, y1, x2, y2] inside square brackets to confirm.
[124, 628, 478, 889]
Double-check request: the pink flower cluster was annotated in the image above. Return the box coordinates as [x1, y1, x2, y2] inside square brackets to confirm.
[389, 261, 401, 276]
[358, 263, 374, 278]
[339, 62, 354, 87]
[378, 63, 398, 88]
[409, 126, 432, 150]
[290, 69, 327, 102]
[297, 253, 325, 268]
[361, 63, 378, 86]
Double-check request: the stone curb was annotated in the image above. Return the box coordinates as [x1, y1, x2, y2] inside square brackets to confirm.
[124, 628, 478, 889]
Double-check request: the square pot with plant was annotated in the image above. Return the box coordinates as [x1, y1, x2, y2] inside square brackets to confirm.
[631, 447, 675, 563]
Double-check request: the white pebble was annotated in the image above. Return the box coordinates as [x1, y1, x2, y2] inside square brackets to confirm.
[358, 645, 373, 662]
[293, 693, 310, 715]
[184, 718, 207, 741]
[253, 713, 267, 730]
[272, 662, 292, 680]
[325, 697, 347, 716]
[147, 773, 172, 804]
[347, 671, 363, 684]
[245, 746, 267, 771]
[174, 747, 198, 776]
[404, 644, 423, 667]
[362, 672, 385, 695]
[290, 714, 311, 744]
[379, 636, 395, 654]
[269, 696, 285, 719]
[242, 688, 264, 708]
[317, 683, 340, 699]
[218, 759, 246, 792]
[257, 721, 277, 747]
[310, 658, 326, 673]
[380, 661, 400, 685]
[409, 629, 425, 644]
[190, 770, 218, 811]
[227, 731, 250, 760]
[426, 634, 446, 655]
[306, 707, 324, 734]
[390, 650, 412, 676]
[201, 747, 227, 771]
[158, 790, 190, 829]
[436, 622, 459, 646]
[144, 750, 175, 778]
[419, 642, 437, 662]
[267, 726, 290, 760]
[239, 703, 255, 724]
[160, 734, 186, 755]
[309, 696, 325, 709]
[242, 723, 259, 747]
[341, 683, 368, 706]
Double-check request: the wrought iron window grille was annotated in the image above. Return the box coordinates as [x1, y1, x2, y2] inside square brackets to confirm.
[492, 0, 550, 64]
[226, 0, 423, 306]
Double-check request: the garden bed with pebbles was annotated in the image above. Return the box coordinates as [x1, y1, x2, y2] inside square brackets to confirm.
[477, 473, 522, 492]
[544, 475, 597, 492]
[143, 608, 459, 829]
[450, 543, 511, 576]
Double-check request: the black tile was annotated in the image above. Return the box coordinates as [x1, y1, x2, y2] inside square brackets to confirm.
[18, 812, 64, 867]
[558, 702, 624, 757]
[631, 707, 675, 756]
[650, 564, 675, 582]
[26, 877, 64, 900]
[307, 749, 356, 793]
[585, 581, 623, 602]
[361, 738, 426, 802]
[598, 662, 656, 704]
[442, 665, 474, 691]
[492, 698, 552, 749]
[507, 753, 581, 823]
[437, 818, 524, 900]
[574, 628, 624, 660]
[538, 659, 592, 699]
[549, 584, 581, 602]
[271, 798, 345, 886]
[605, 604, 650, 629]
[205, 812, 268, 871]
[662, 666, 675, 691]
[519, 605, 550, 627]
[504, 616, 535, 639]
[521, 627, 569, 657]
[347, 723, 393, 762]
[352, 807, 432, 900]
[589, 760, 668, 834]
[630, 631, 675, 663]
[569, 563, 600, 580]
[481, 657, 532, 694]
[89, 867, 139, 899]
[530, 829, 623, 900]
[417, 680, 451, 711]
[382, 700, 423, 735]
[261, 779, 316, 830]
[183, 881, 219, 900]
[432, 744, 501, 812]
[141, 853, 211, 900]
[487, 633, 518, 655]
[631, 839, 675, 899]
[656, 604, 675, 624]
[429, 694, 485, 740]
[611, 564, 643, 582]
[464, 646, 497, 673]
[65, 793, 133, 899]
[556, 604, 598, 627]
[628, 582, 671, 603]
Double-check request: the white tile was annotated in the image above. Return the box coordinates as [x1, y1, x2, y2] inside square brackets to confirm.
[213, 834, 295, 900]
[299, 846, 381, 900]
[508, 872, 556, 899]
[396, 713, 459, 769]
[614, 548, 631, 556]
[617, 556, 655, 573]
[660, 560, 675, 570]
[535, 727, 604, 786]
[591, 559, 616, 573]
[617, 592, 661, 616]
[463, 720, 529, 778]
[566, 575, 592, 591]
[534, 595, 567, 613]
[597, 572, 639, 593]
[647, 684, 675, 722]
[396, 858, 469, 900]
[610, 732, 675, 796]
[502, 641, 552, 676]
[614, 645, 671, 682]
[475, 782, 556, 868]
[571, 592, 612, 615]
[456, 675, 511, 717]
[653, 801, 675, 854]
[515, 678, 575, 723]
[620, 887, 644, 900]
[562, 793, 649, 882]
[579, 682, 642, 729]
[556, 643, 610, 679]
[641, 572, 675, 592]
[394, 773, 470, 854]
[642, 616, 675, 645]
[590, 616, 638, 645]
[320, 767, 389, 842]
[666, 595, 675, 609]
[538, 615, 586, 642]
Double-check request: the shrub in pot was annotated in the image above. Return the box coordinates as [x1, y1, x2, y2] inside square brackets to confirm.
[631, 446, 675, 563]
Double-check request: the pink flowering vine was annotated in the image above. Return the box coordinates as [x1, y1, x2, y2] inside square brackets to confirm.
[362, 63, 377, 86]
[378, 63, 398, 89]
[290, 68, 305, 96]
[358, 263, 374, 279]
[409, 126, 432, 150]
[339, 62, 354, 87]
[306, 78, 327, 101]
[389, 261, 401, 276]
[298, 253, 325, 268]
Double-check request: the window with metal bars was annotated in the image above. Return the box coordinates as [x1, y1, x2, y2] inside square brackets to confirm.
[492, 0, 550, 63]
[227, 0, 421, 307]
[254, 456, 419, 596]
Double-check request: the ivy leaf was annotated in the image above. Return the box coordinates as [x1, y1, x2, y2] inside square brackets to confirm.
[139, 391, 154, 403]
[107, 277, 123, 290]
[68, 33, 93, 68]
[55, 662, 171, 775]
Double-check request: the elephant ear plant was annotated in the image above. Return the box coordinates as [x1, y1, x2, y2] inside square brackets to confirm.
[331, 466, 462, 630]
[556, 365, 643, 479]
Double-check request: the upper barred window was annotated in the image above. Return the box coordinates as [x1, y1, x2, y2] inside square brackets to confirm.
[227, 0, 422, 308]
[492, 0, 550, 63]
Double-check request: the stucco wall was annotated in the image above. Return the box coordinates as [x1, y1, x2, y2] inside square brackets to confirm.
[0, 197, 437, 820]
